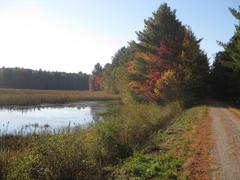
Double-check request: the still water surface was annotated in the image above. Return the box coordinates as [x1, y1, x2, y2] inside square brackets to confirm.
[0, 101, 117, 135]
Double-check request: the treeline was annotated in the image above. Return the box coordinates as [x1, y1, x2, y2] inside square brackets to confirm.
[1, 3, 238, 100]
[91, 4, 209, 104]
[91, 3, 240, 104]
[0, 67, 89, 90]
[211, 7, 240, 101]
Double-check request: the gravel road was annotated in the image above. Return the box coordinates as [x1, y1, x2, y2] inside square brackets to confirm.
[209, 106, 240, 180]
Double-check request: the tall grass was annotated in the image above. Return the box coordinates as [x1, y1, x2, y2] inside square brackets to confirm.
[0, 102, 180, 179]
[0, 102, 207, 179]
[0, 89, 120, 106]
[115, 106, 208, 179]
[95, 102, 182, 166]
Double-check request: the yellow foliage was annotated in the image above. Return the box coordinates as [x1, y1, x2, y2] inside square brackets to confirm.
[154, 70, 177, 100]
[134, 51, 156, 63]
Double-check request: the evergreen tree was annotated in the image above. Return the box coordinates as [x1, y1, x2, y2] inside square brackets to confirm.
[221, 7, 240, 70]
[128, 4, 209, 102]
[136, 3, 184, 52]
[211, 6, 240, 101]
[179, 28, 209, 99]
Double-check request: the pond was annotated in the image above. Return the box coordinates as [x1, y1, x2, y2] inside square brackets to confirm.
[0, 101, 117, 135]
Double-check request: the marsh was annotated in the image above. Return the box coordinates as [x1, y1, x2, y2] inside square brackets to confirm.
[0, 100, 117, 135]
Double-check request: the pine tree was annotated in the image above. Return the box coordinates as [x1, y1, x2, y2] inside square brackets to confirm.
[136, 3, 184, 52]
[211, 7, 240, 100]
[128, 4, 209, 102]
[223, 7, 240, 70]
[179, 28, 209, 99]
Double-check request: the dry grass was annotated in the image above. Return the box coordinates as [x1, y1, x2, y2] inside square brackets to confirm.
[188, 116, 212, 180]
[0, 97, 209, 179]
[229, 107, 240, 118]
[0, 88, 120, 106]
[2, 102, 182, 179]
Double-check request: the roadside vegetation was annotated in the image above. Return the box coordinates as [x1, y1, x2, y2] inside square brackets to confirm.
[228, 106, 240, 118]
[114, 106, 208, 179]
[0, 102, 208, 179]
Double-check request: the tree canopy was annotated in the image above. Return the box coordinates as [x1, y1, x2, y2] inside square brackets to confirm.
[128, 4, 209, 102]
[211, 6, 240, 101]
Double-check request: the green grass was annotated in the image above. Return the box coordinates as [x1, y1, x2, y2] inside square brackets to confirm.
[114, 106, 208, 179]
[0, 102, 208, 179]
[0, 88, 120, 106]
[115, 153, 183, 179]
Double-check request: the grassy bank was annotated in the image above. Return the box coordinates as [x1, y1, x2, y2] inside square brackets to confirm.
[115, 105, 208, 179]
[0, 89, 120, 106]
[0, 102, 208, 179]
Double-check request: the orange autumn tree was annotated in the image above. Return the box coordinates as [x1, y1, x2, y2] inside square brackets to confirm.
[128, 4, 209, 102]
[128, 40, 181, 101]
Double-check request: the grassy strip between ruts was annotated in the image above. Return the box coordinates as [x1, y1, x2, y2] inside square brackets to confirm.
[0, 102, 208, 179]
[0, 89, 120, 106]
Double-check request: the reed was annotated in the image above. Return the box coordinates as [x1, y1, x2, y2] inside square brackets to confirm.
[0, 89, 120, 106]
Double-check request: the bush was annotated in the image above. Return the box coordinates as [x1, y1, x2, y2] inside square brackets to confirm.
[6, 133, 99, 180]
[5, 102, 182, 179]
[95, 102, 182, 165]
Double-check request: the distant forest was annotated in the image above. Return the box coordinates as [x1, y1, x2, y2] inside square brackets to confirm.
[0, 67, 89, 90]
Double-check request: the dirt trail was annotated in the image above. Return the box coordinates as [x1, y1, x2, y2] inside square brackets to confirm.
[209, 106, 240, 180]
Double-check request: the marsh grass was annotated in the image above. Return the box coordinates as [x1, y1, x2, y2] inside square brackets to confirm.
[0, 89, 120, 106]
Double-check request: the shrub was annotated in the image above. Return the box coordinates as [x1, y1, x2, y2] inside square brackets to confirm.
[5, 102, 182, 179]
[114, 153, 182, 179]
[6, 133, 99, 180]
[95, 102, 182, 165]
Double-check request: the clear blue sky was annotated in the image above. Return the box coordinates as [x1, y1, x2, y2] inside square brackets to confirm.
[0, 0, 239, 73]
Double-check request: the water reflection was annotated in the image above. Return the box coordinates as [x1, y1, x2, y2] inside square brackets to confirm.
[0, 101, 117, 135]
